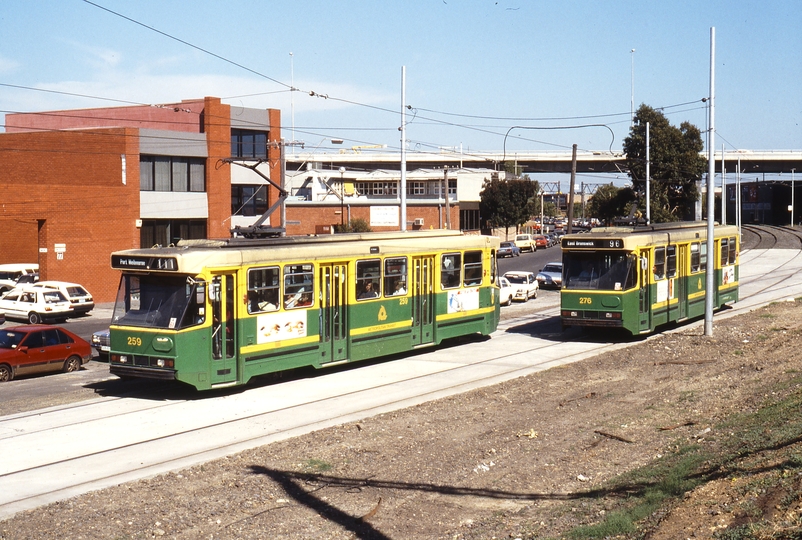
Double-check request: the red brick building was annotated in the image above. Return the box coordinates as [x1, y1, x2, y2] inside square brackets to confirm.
[1, 97, 281, 302]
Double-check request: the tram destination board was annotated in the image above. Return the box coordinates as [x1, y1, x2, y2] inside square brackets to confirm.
[111, 255, 178, 271]
[561, 238, 624, 249]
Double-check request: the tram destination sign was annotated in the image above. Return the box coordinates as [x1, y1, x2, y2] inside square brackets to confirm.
[111, 255, 178, 271]
[562, 238, 624, 249]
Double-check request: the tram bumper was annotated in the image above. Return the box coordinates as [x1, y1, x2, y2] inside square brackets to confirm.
[110, 365, 177, 381]
[561, 309, 623, 327]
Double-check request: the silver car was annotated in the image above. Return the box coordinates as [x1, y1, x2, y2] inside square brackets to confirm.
[536, 262, 563, 289]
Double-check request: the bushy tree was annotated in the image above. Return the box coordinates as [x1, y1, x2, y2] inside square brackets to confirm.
[623, 105, 706, 222]
[334, 218, 371, 233]
[480, 176, 539, 235]
[586, 184, 637, 225]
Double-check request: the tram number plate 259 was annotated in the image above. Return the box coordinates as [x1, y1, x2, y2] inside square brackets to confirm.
[127, 336, 143, 347]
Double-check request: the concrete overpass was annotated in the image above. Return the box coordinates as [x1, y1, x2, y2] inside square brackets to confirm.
[287, 149, 802, 176]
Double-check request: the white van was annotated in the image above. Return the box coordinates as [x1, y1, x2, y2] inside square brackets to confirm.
[0, 264, 39, 294]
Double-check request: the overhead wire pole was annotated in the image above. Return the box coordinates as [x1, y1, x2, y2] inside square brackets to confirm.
[704, 27, 716, 337]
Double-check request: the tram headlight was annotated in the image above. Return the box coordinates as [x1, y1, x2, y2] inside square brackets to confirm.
[155, 358, 174, 368]
[118, 355, 128, 363]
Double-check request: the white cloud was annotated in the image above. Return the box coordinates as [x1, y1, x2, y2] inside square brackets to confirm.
[0, 55, 20, 74]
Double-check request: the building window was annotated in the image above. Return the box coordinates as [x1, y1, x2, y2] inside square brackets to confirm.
[232, 185, 268, 216]
[140, 156, 205, 192]
[231, 129, 268, 159]
[460, 209, 480, 231]
[407, 182, 426, 195]
[140, 219, 206, 248]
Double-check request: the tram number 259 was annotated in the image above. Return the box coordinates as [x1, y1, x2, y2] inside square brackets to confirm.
[579, 297, 593, 305]
[127, 336, 143, 347]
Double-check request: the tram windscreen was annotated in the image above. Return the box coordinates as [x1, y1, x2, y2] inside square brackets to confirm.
[563, 252, 637, 291]
[112, 274, 206, 330]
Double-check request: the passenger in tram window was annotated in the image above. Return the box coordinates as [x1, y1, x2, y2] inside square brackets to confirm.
[358, 279, 379, 299]
[392, 280, 407, 295]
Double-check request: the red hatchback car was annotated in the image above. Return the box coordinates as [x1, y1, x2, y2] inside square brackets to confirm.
[0, 325, 93, 382]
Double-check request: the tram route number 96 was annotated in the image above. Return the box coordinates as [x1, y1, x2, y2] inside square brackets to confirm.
[127, 336, 143, 347]
[607, 240, 622, 248]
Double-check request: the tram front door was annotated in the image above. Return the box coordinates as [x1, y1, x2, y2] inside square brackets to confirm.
[411, 256, 435, 346]
[210, 274, 237, 386]
[638, 250, 651, 332]
[319, 263, 348, 363]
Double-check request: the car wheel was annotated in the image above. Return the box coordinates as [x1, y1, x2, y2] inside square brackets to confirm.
[533, 289, 538, 299]
[63, 355, 82, 373]
[0, 364, 12, 382]
[28, 312, 41, 324]
[504, 295, 512, 306]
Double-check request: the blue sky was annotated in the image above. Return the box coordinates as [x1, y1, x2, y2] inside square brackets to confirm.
[1, 0, 800, 160]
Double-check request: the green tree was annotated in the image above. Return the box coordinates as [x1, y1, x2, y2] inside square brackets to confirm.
[586, 184, 638, 225]
[480, 176, 539, 235]
[623, 105, 706, 222]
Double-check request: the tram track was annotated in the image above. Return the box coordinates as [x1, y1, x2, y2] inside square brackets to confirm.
[2, 243, 802, 520]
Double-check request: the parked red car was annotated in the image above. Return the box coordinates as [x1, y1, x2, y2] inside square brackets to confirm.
[533, 234, 550, 249]
[0, 325, 92, 382]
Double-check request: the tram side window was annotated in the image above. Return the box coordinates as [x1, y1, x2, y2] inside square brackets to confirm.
[728, 236, 737, 264]
[720, 238, 729, 267]
[691, 243, 701, 273]
[356, 259, 381, 300]
[653, 247, 666, 280]
[284, 264, 314, 309]
[441, 253, 461, 289]
[463, 250, 483, 287]
[700, 242, 708, 272]
[247, 267, 280, 314]
[666, 246, 677, 278]
[384, 257, 408, 297]
[490, 250, 497, 283]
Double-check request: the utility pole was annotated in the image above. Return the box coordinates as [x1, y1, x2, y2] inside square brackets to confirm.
[704, 27, 716, 337]
[566, 144, 577, 234]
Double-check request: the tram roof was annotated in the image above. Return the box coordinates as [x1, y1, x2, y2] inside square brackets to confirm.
[562, 222, 740, 250]
[111, 229, 500, 273]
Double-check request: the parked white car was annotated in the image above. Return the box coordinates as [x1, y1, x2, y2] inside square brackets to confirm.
[498, 276, 515, 306]
[502, 271, 539, 302]
[29, 281, 94, 315]
[0, 264, 38, 294]
[0, 287, 73, 324]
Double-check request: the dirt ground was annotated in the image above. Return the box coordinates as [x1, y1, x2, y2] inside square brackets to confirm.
[1, 294, 801, 539]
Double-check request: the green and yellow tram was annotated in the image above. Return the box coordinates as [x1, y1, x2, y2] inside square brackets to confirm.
[560, 222, 739, 335]
[108, 230, 500, 390]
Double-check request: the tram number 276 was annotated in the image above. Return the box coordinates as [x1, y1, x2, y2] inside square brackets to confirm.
[579, 297, 593, 305]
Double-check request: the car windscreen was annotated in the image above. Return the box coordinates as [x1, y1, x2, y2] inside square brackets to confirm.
[543, 265, 561, 273]
[0, 331, 25, 349]
[505, 275, 527, 284]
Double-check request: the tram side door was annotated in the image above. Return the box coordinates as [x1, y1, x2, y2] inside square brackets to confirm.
[411, 255, 435, 346]
[677, 245, 688, 319]
[638, 250, 651, 332]
[319, 263, 348, 363]
[210, 274, 238, 385]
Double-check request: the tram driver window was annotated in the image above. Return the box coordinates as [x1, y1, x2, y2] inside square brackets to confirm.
[356, 259, 381, 300]
[720, 238, 729, 267]
[247, 267, 280, 314]
[383, 257, 407, 297]
[284, 264, 314, 309]
[700, 242, 708, 272]
[653, 247, 666, 280]
[463, 250, 483, 287]
[441, 253, 461, 289]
